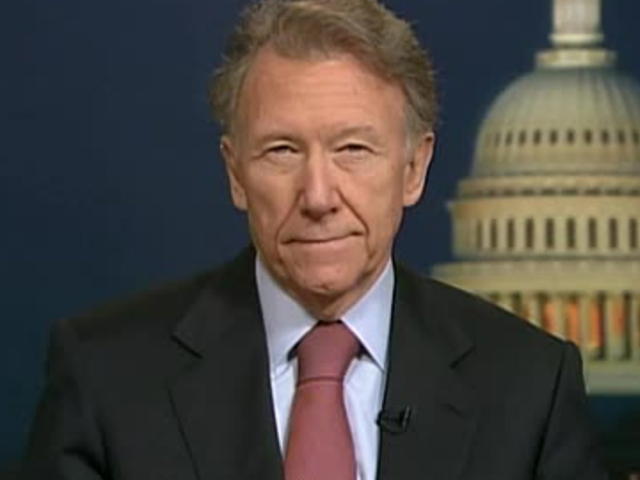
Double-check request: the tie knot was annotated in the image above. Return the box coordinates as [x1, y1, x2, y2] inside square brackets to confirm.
[296, 322, 360, 383]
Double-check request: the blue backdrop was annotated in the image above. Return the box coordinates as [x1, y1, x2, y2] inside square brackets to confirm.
[2, 0, 640, 469]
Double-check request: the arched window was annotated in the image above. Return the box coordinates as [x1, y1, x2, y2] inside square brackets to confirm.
[476, 221, 484, 250]
[549, 130, 558, 145]
[566, 129, 576, 145]
[601, 130, 610, 145]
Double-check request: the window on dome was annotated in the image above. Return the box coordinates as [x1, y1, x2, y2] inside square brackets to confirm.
[507, 219, 516, 250]
[601, 130, 610, 145]
[526, 218, 535, 250]
[518, 130, 527, 145]
[533, 130, 542, 145]
[630, 219, 638, 250]
[618, 130, 627, 145]
[566, 129, 576, 145]
[549, 130, 558, 145]
[609, 218, 618, 249]
[490, 220, 498, 250]
[632, 130, 640, 145]
[494, 132, 501, 147]
[546, 219, 555, 249]
[505, 131, 513, 146]
[588, 218, 598, 249]
[584, 130, 593, 144]
[566, 218, 576, 249]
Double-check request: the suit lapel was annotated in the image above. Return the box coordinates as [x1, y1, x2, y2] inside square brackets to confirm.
[164, 252, 479, 480]
[169, 250, 283, 480]
[377, 264, 479, 480]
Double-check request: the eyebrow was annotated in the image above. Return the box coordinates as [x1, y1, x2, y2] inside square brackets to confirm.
[250, 124, 384, 148]
[252, 132, 299, 146]
[328, 125, 382, 143]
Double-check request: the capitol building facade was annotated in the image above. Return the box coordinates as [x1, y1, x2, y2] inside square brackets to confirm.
[432, 0, 640, 394]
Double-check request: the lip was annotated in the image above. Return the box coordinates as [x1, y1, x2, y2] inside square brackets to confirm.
[296, 237, 346, 244]
[287, 234, 356, 245]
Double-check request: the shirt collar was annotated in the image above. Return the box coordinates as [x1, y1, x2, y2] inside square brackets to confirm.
[256, 255, 394, 374]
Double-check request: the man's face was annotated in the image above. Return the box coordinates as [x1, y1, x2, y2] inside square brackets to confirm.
[222, 47, 434, 319]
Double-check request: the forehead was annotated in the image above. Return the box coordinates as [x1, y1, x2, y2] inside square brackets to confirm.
[234, 47, 407, 136]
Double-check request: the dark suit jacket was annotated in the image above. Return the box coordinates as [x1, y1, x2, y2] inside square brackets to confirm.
[22, 248, 606, 479]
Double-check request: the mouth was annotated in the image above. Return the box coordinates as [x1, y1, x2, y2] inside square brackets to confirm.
[286, 233, 358, 245]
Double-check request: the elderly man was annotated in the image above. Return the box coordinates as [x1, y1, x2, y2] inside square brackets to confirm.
[22, 0, 606, 479]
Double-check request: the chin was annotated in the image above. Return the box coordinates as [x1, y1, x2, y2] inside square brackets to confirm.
[292, 265, 364, 300]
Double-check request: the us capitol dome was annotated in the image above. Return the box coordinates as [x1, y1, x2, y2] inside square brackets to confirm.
[432, 0, 640, 394]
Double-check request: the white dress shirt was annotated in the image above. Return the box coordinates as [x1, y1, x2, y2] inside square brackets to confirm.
[255, 257, 394, 480]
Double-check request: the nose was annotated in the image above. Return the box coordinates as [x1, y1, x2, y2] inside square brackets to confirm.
[299, 151, 339, 219]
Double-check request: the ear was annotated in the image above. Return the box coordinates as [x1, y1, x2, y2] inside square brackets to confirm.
[220, 135, 248, 211]
[403, 132, 435, 207]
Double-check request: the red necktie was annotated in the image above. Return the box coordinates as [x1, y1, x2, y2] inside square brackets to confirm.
[284, 321, 360, 480]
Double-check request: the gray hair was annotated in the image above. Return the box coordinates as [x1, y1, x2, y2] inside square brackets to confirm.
[209, 0, 438, 139]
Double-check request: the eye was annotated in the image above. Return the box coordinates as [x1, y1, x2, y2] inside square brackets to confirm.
[335, 143, 374, 165]
[267, 144, 297, 155]
[339, 143, 370, 154]
[259, 143, 302, 171]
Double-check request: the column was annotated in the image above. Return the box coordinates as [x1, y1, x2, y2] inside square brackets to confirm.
[463, 219, 473, 254]
[453, 220, 463, 256]
[483, 219, 492, 254]
[535, 218, 545, 253]
[598, 217, 608, 253]
[631, 294, 640, 361]
[477, 292, 493, 305]
[620, 218, 631, 254]
[551, 294, 567, 340]
[565, 294, 581, 346]
[524, 293, 542, 328]
[579, 294, 594, 360]
[496, 292, 517, 313]
[576, 217, 587, 254]
[516, 218, 526, 253]
[462, 219, 472, 256]
[604, 293, 625, 360]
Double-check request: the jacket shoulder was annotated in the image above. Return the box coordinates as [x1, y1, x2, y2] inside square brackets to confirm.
[62, 248, 254, 342]
[396, 263, 566, 354]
